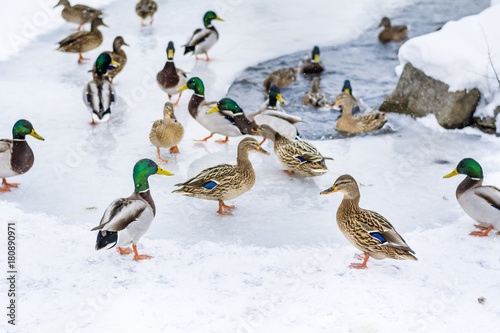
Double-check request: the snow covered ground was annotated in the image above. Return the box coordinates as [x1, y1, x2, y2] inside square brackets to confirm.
[1, 0, 500, 332]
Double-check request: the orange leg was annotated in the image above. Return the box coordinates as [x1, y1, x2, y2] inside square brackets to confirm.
[195, 55, 201, 61]
[0, 186, 11, 193]
[132, 244, 153, 260]
[259, 138, 266, 145]
[282, 170, 294, 175]
[217, 201, 234, 216]
[215, 136, 229, 144]
[141, 21, 148, 27]
[473, 224, 489, 231]
[470, 225, 493, 237]
[349, 254, 370, 269]
[172, 93, 182, 106]
[78, 53, 89, 64]
[169, 146, 180, 154]
[205, 52, 212, 61]
[156, 147, 169, 163]
[194, 134, 213, 142]
[116, 247, 133, 255]
[150, 16, 154, 25]
[2, 178, 19, 188]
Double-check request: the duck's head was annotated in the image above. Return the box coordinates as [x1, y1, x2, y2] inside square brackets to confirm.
[95, 53, 119, 75]
[54, 0, 70, 8]
[444, 158, 483, 180]
[12, 119, 44, 141]
[203, 11, 223, 27]
[312, 46, 320, 63]
[321, 174, 360, 200]
[177, 77, 204, 95]
[311, 77, 321, 92]
[163, 102, 177, 121]
[342, 80, 352, 95]
[207, 98, 244, 115]
[166, 41, 175, 60]
[113, 36, 129, 50]
[133, 158, 173, 192]
[238, 137, 269, 155]
[333, 92, 353, 111]
[379, 17, 391, 28]
[269, 85, 285, 107]
[91, 17, 108, 29]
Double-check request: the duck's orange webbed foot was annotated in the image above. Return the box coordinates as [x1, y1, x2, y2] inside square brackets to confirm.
[169, 146, 180, 154]
[349, 254, 370, 269]
[282, 170, 294, 175]
[132, 245, 153, 260]
[2, 179, 19, 188]
[116, 247, 133, 255]
[217, 201, 234, 215]
[215, 136, 229, 144]
[194, 134, 213, 142]
[470, 225, 493, 237]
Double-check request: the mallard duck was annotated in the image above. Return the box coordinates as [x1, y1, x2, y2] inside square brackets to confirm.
[172, 137, 268, 215]
[135, 0, 158, 26]
[340, 80, 364, 113]
[177, 77, 251, 143]
[444, 158, 500, 237]
[259, 125, 331, 177]
[91, 159, 173, 260]
[321, 174, 417, 269]
[149, 102, 184, 163]
[57, 17, 107, 64]
[184, 11, 223, 61]
[303, 77, 327, 108]
[157, 41, 187, 106]
[263, 67, 299, 92]
[54, 0, 103, 31]
[83, 53, 118, 124]
[299, 46, 325, 74]
[259, 84, 284, 111]
[92, 36, 128, 84]
[378, 17, 408, 44]
[334, 92, 386, 133]
[0, 120, 44, 192]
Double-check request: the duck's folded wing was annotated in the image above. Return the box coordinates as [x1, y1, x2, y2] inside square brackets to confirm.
[256, 110, 302, 124]
[175, 164, 234, 188]
[0, 139, 12, 153]
[474, 186, 500, 210]
[292, 141, 332, 162]
[91, 198, 148, 232]
[58, 31, 88, 46]
[186, 28, 211, 47]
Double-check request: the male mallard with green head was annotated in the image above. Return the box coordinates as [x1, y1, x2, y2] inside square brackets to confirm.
[54, 0, 103, 31]
[299, 46, 325, 74]
[321, 174, 417, 269]
[149, 102, 184, 163]
[378, 17, 408, 44]
[92, 159, 173, 260]
[135, 0, 158, 26]
[173, 137, 269, 215]
[92, 36, 129, 84]
[184, 11, 223, 61]
[444, 158, 500, 237]
[0, 120, 44, 192]
[157, 41, 187, 106]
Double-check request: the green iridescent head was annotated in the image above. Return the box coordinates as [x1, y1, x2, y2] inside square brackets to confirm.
[268, 85, 285, 107]
[342, 80, 352, 95]
[207, 98, 244, 115]
[444, 158, 483, 180]
[312, 46, 320, 62]
[133, 158, 173, 192]
[95, 53, 119, 75]
[203, 11, 223, 27]
[166, 41, 175, 60]
[177, 77, 205, 96]
[12, 119, 44, 141]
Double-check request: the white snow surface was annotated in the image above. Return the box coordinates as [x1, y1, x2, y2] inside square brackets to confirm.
[396, 3, 500, 119]
[1, 1, 500, 332]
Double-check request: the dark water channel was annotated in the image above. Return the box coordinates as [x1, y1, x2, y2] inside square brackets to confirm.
[226, 0, 489, 140]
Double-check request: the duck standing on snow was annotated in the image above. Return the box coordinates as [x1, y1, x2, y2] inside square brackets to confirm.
[333, 92, 386, 133]
[303, 77, 328, 108]
[184, 11, 223, 61]
[378, 17, 408, 43]
[177, 77, 247, 143]
[444, 158, 500, 237]
[173, 138, 269, 215]
[321, 174, 417, 269]
[92, 36, 129, 84]
[149, 102, 184, 163]
[157, 41, 187, 106]
[84, 53, 119, 124]
[0, 120, 44, 192]
[57, 17, 107, 64]
[135, 0, 158, 26]
[263, 67, 299, 92]
[92, 159, 173, 260]
[299, 46, 325, 74]
[259, 125, 331, 177]
[54, 0, 103, 31]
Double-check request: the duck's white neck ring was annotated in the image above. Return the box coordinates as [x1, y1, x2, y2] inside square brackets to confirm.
[12, 139, 26, 142]
[194, 93, 204, 97]
[139, 189, 150, 193]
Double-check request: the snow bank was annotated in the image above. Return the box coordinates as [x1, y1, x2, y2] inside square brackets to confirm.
[396, 4, 500, 119]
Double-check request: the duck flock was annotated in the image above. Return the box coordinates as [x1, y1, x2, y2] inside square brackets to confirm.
[1, 0, 499, 270]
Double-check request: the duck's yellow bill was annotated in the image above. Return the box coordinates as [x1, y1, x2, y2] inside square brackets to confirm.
[110, 60, 120, 67]
[216, 16, 224, 21]
[314, 54, 320, 62]
[443, 169, 459, 178]
[168, 49, 174, 59]
[276, 93, 285, 103]
[30, 130, 45, 141]
[156, 167, 173, 176]
[177, 84, 188, 92]
[320, 186, 337, 195]
[207, 105, 220, 114]
[334, 100, 339, 106]
[257, 146, 270, 155]
[102, 22, 109, 28]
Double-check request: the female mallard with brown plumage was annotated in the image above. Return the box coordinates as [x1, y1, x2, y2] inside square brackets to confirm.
[263, 67, 299, 92]
[299, 46, 325, 74]
[149, 102, 184, 163]
[321, 174, 417, 269]
[0, 120, 44, 192]
[303, 77, 327, 108]
[92, 36, 129, 84]
[135, 0, 158, 26]
[259, 125, 331, 177]
[334, 92, 386, 133]
[157, 41, 187, 106]
[54, 0, 103, 31]
[57, 17, 107, 64]
[378, 17, 408, 44]
[444, 158, 500, 237]
[172, 138, 269, 215]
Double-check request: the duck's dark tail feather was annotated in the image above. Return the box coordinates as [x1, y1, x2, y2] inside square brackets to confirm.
[95, 230, 118, 251]
[184, 46, 195, 55]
